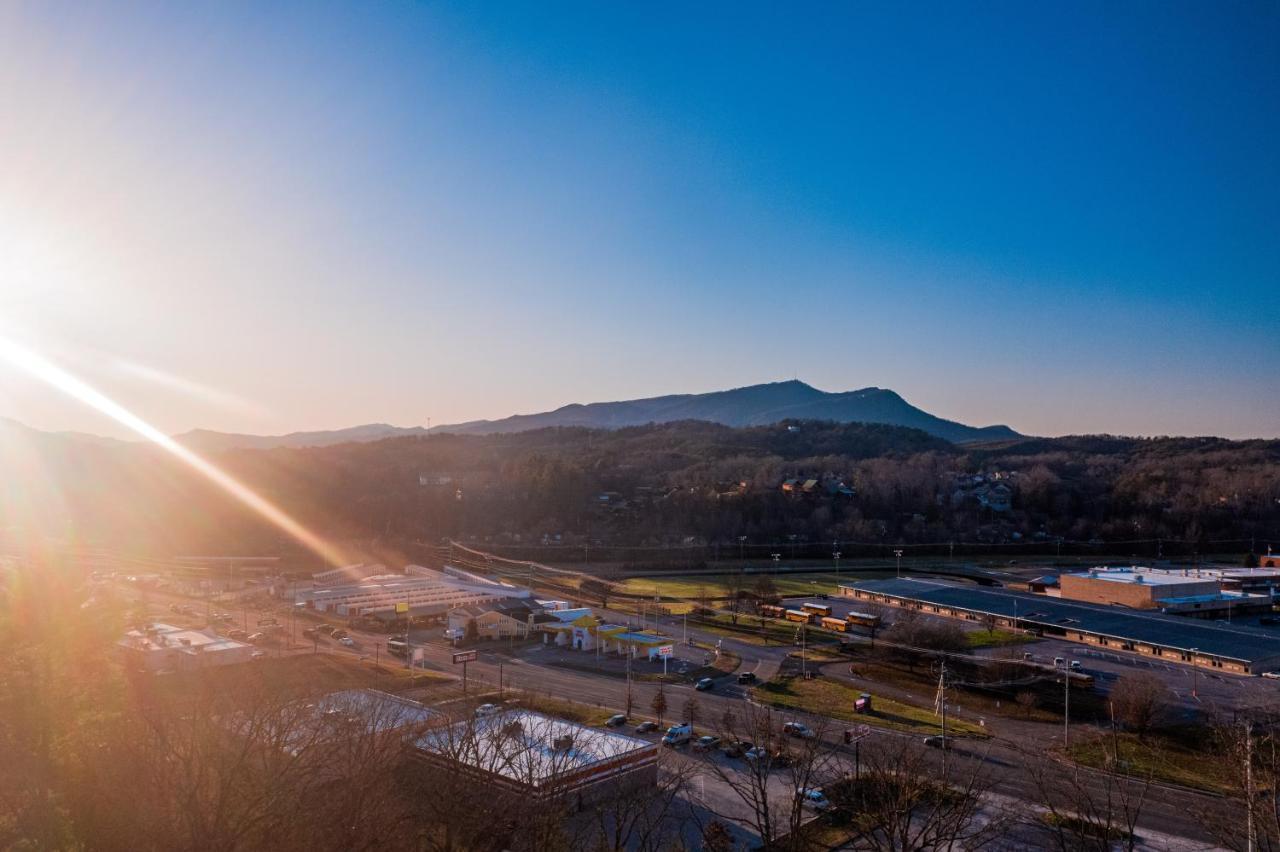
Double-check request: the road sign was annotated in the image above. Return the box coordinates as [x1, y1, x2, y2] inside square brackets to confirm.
[658, 645, 674, 658]
[452, 650, 478, 664]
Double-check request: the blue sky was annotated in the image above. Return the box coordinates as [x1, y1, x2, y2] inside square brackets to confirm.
[0, 1, 1276, 438]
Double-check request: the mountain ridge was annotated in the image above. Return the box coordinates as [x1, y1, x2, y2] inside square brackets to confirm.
[436, 380, 1021, 444]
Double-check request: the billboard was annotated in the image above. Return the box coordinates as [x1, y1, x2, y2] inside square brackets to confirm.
[452, 650, 478, 664]
[658, 645, 674, 658]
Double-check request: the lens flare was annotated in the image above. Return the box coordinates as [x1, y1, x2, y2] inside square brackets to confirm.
[0, 336, 344, 567]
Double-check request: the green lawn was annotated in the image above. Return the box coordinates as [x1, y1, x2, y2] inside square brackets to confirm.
[965, 629, 1036, 649]
[1063, 732, 1236, 794]
[616, 572, 875, 602]
[756, 676, 987, 737]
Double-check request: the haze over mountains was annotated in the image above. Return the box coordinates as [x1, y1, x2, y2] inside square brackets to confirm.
[3, 381, 1021, 451]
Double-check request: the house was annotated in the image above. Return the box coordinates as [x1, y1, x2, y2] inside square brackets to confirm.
[447, 598, 541, 641]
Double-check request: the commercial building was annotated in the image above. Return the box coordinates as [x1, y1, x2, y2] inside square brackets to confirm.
[446, 599, 542, 641]
[270, 690, 442, 756]
[1057, 566, 1273, 618]
[295, 566, 530, 619]
[414, 710, 657, 803]
[842, 578, 1280, 675]
[118, 622, 254, 672]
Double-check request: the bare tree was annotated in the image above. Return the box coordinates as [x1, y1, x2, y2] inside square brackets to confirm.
[1025, 744, 1153, 852]
[832, 736, 1010, 851]
[651, 686, 669, 728]
[1108, 673, 1168, 741]
[1196, 715, 1280, 852]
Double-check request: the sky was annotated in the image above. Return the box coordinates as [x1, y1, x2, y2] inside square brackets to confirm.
[0, 1, 1277, 440]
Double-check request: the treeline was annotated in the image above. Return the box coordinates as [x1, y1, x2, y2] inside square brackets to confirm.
[4, 420, 1279, 561]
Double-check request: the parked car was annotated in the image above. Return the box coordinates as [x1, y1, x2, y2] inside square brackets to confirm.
[635, 721, 659, 734]
[1053, 656, 1065, 667]
[331, 629, 349, 640]
[474, 704, 501, 717]
[246, 632, 265, 644]
[796, 788, 831, 810]
[317, 624, 336, 635]
[692, 735, 721, 752]
[743, 746, 768, 763]
[250, 650, 267, 660]
[1069, 660, 1082, 671]
[722, 740, 754, 758]
[339, 636, 355, 647]
[1262, 671, 1280, 680]
[923, 735, 954, 750]
[737, 671, 757, 684]
[783, 721, 816, 739]
[695, 677, 715, 691]
[605, 714, 627, 728]
[661, 723, 692, 747]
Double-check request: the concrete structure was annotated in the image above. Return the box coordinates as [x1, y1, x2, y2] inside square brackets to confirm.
[842, 578, 1280, 675]
[296, 567, 529, 618]
[1059, 566, 1272, 617]
[118, 622, 254, 672]
[414, 710, 657, 803]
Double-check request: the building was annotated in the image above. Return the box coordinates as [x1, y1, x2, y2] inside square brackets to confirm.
[414, 710, 657, 803]
[312, 562, 386, 587]
[296, 567, 529, 619]
[272, 690, 442, 756]
[1058, 566, 1272, 617]
[118, 622, 254, 672]
[842, 578, 1280, 675]
[446, 599, 541, 641]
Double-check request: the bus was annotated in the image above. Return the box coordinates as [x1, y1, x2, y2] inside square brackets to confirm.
[845, 611, 883, 629]
[801, 602, 833, 618]
[386, 637, 409, 658]
[758, 604, 786, 619]
[785, 608, 816, 624]
[820, 616, 850, 633]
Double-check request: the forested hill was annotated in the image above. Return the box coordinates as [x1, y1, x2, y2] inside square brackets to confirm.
[2, 419, 1278, 562]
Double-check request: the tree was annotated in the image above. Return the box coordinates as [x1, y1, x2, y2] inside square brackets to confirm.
[1015, 690, 1039, 718]
[752, 576, 779, 606]
[580, 578, 614, 608]
[1109, 673, 1167, 741]
[701, 821, 735, 852]
[682, 695, 700, 726]
[1026, 744, 1152, 852]
[651, 686, 668, 728]
[831, 736, 1011, 851]
[1195, 716, 1280, 852]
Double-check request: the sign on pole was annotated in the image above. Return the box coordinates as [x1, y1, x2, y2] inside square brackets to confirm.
[452, 650, 478, 664]
[657, 645, 674, 658]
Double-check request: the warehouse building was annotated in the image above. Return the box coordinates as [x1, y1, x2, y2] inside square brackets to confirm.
[295, 567, 530, 618]
[842, 578, 1280, 675]
[1057, 566, 1272, 617]
[118, 622, 254, 672]
[414, 710, 657, 804]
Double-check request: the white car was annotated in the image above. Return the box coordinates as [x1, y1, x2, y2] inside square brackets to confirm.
[796, 788, 830, 810]
[475, 703, 502, 717]
[1262, 671, 1280, 680]
[339, 636, 355, 647]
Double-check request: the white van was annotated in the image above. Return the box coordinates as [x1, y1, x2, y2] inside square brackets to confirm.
[662, 723, 692, 747]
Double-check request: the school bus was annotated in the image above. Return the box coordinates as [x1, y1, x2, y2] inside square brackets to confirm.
[845, 611, 883, 629]
[820, 616, 850, 633]
[758, 604, 786, 619]
[785, 608, 816, 624]
[801, 602, 833, 618]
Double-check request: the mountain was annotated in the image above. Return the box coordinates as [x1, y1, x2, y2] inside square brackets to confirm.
[437, 381, 1021, 444]
[173, 423, 429, 453]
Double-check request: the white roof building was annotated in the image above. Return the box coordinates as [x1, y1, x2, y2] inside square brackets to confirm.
[118, 622, 254, 671]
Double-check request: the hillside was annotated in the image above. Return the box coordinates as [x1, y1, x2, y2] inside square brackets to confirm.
[438, 380, 1021, 444]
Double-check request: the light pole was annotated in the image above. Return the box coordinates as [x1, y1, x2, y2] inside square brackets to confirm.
[739, 536, 747, 562]
[1059, 657, 1070, 747]
[833, 550, 842, 577]
[771, 553, 781, 577]
[1190, 647, 1199, 699]
[894, 549, 904, 579]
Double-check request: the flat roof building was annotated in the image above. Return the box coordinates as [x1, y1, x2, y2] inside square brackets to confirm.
[118, 622, 254, 672]
[414, 710, 657, 802]
[296, 567, 529, 618]
[1058, 566, 1272, 617]
[842, 578, 1280, 675]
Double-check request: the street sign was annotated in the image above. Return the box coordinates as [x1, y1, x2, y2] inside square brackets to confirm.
[658, 645, 674, 658]
[452, 650, 478, 664]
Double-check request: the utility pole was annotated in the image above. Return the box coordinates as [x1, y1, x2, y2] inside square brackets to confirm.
[625, 650, 633, 717]
[800, 624, 807, 677]
[1245, 720, 1256, 852]
[1191, 647, 1199, 699]
[935, 660, 950, 771]
[1061, 659, 1070, 747]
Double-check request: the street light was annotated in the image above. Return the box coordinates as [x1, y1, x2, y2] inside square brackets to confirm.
[894, 549, 904, 579]
[1190, 647, 1199, 699]
[833, 550, 842, 576]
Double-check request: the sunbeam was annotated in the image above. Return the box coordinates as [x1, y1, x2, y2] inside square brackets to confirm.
[0, 335, 345, 567]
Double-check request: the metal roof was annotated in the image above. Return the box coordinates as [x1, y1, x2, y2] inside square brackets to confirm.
[848, 578, 1280, 664]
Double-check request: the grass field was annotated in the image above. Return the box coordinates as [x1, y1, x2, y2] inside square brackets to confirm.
[615, 572, 877, 602]
[964, 629, 1036, 649]
[757, 675, 986, 737]
[691, 613, 841, 647]
[1063, 731, 1235, 794]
